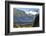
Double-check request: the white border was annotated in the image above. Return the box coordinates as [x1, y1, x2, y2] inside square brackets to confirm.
[10, 4, 43, 32]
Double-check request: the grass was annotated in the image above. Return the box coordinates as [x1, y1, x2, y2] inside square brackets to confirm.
[14, 24, 32, 28]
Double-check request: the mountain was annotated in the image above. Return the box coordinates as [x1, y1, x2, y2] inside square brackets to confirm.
[13, 8, 37, 25]
[13, 8, 26, 17]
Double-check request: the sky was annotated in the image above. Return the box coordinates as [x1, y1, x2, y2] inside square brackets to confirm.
[16, 8, 39, 15]
[16, 8, 40, 12]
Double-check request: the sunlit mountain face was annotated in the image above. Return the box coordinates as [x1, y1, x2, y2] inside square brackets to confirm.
[13, 8, 39, 25]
